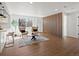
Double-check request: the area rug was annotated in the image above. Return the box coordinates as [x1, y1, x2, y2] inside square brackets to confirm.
[15, 35, 48, 48]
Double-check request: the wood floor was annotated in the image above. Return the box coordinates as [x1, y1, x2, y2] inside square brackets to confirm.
[0, 33, 79, 56]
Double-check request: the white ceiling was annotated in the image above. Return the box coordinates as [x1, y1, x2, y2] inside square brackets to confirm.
[5, 2, 79, 17]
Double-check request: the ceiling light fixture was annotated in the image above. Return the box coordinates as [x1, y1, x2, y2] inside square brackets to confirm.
[55, 9, 58, 11]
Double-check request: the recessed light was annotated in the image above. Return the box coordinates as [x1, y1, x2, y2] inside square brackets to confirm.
[55, 9, 58, 11]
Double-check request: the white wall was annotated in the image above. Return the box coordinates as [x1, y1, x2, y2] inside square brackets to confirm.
[76, 14, 79, 38]
[62, 12, 78, 38]
[62, 13, 67, 37]
[66, 13, 77, 38]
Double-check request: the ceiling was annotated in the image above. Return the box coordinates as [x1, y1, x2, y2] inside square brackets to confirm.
[5, 2, 79, 17]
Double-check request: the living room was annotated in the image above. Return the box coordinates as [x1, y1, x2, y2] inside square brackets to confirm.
[0, 2, 79, 56]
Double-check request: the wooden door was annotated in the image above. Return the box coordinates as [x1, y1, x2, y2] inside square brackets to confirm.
[43, 13, 62, 37]
[56, 13, 62, 37]
[43, 17, 50, 34]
